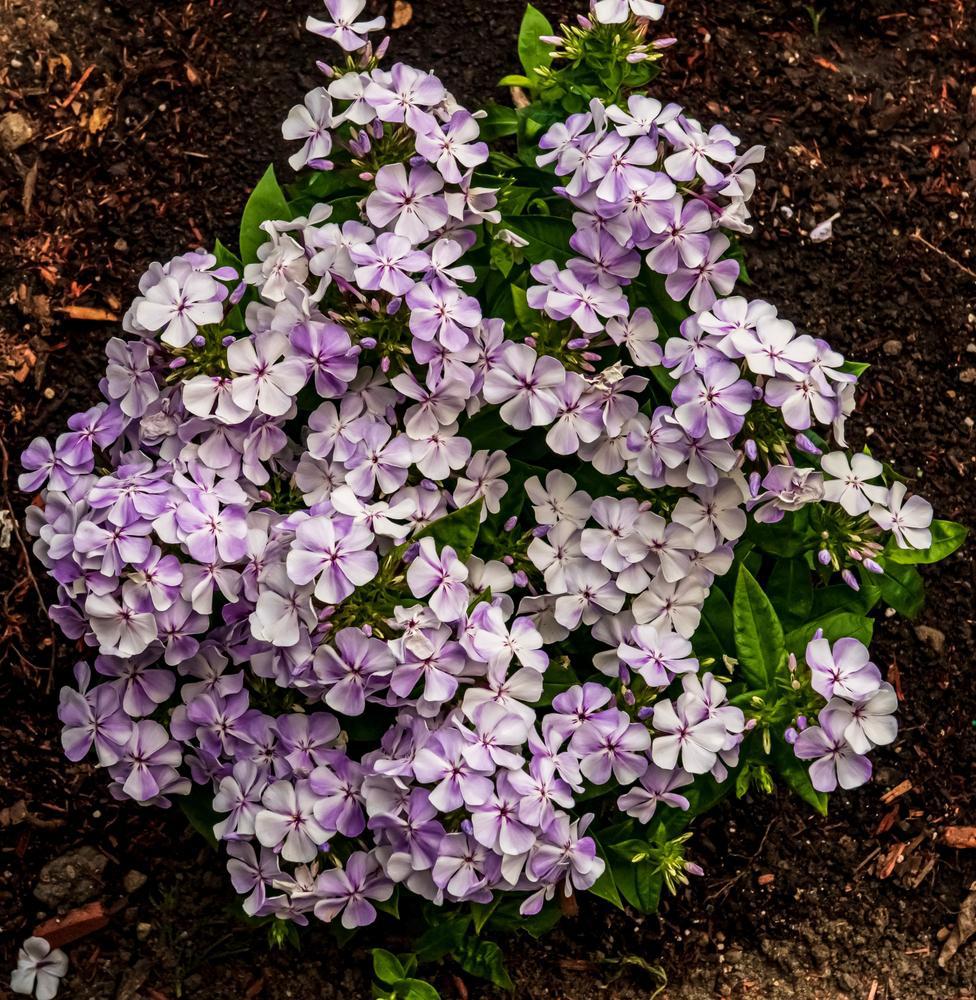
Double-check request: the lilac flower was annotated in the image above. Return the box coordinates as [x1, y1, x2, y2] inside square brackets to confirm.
[11, 937, 68, 1000]
[255, 778, 331, 862]
[546, 373, 605, 456]
[213, 761, 268, 840]
[663, 119, 738, 186]
[286, 514, 378, 605]
[282, 88, 335, 171]
[471, 774, 537, 856]
[313, 851, 393, 928]
[617, 625, 698, 687]
[606, 307, 662, 367]
[343, 421, 414, 496]
[227, 842, 281, 916]
[524, 470, 592, 528]
[104, 338, 160, 417]
[651, 693, 728, 774]
[58, 669, 132, 765]
[306, 0, 385, 51]
[805, 635, 882, 701]
[570, 710, 650, 785]
[307, 757, 366, 839]
[453, 450, 510, 515]
[432, 832, 496, 901]
[527, 812, 604, 897]
[366, 163, 447, 242]
[390, 625, 466, 707]
[406, 282, 482, 351]
[616, 764, 693, 823]
[793, 711, 872, 792]
[113, 720, 183, 802]
[135, 268, 224, 348]
[672, 360, 753, 439]
[869, 482, 933, 550]
[750, 465, 825, 524]
[364, 64, 446, 124]
[85, 593, 158, 657]
[645, 195, 712, 274]
[543, 268, 629, 334]
[19, 437, 90, 494]
[287, 320, 359, 398]
[227, 332, 308, 417]
[59, 403, 124, 466]
[482, 343, 566, 431]
[314, 627, 393, 715]
[413, 728, 494, 812]
[406, 537, 469, 622]
[350, 233, 429, 296]
[414, 110, 489, 184]
[666, 234, 740, 312]
[731, 315, 817, 379]
[823, 684, 898, 756]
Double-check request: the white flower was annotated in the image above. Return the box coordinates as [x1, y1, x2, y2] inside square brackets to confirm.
[821, 451, 887, 516]
[869, 481, 933, 550]
[11, 937, 68, 1000]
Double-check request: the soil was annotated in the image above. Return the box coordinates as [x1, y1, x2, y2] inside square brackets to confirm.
[1, 1, 974, 998]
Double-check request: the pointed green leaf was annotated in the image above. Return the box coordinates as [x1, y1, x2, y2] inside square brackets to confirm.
[589, 837, 624, 909]
[770, 736, 828, 816]
[783, 611, 873, 657]
[415, 500, 483, 561]
[452, 938, 514, 991]
[240, 164, 292, 264]
[875, 561, 925, 618]
[767, 558, 814, 627]
[732, 566, 785, 691]
[372, 949, 406, 986]
[885, 519, 967, 565]
[517, 4, 554, 78]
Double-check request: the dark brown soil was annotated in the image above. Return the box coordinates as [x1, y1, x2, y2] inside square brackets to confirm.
[1, 2, 974, 998]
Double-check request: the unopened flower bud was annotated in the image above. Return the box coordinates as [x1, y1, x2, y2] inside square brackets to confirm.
[503, 516, 518, 532]
[513, 569, 528, 587]
[748, 471, 761, 497]
[744, 438, 758, 461]
[794, 433, 822, 455]
[818, 548, 832, 566]
[863, 558, 883, 574]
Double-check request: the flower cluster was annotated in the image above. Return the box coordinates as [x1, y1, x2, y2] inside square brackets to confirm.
[21, 0, 955, 939]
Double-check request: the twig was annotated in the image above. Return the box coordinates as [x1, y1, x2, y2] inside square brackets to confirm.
[911, 230, 976, 280]
[59, 64, 96, 108]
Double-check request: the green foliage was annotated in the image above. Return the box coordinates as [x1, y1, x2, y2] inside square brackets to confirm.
[239, 164, 291, 263]
[733, 566, 785, 690]
[415, 500, 483, 561]
[885, 519, 967, 565]
[517, 4, 554, 80]
[873, 561, 925, 619]
[179, 785, 220, 849]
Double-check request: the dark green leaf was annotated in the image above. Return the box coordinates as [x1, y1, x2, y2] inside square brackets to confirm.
[499, 214, 574, 265]
[610, 853, 663, 915]
[479, 104, 520, 141]
[874, 561, 925, 618]
[415, 501, 483, 561]
[453, 938, 514, 991]
[732, 566, 785, 691]
[396, 979, 441, 1000]
[770, 736, 828, 816]
[885, 519, 967, 565]
[213, 237, 242, 273]
[783, 611, 874, 657]
[589, 837, 624, 909]
[239, 164, 291, 264]
[767, 558, 814, 627]
[415, 917, 470, 963]
[691, 585, 734, 665]
[179, 786, 219, 849]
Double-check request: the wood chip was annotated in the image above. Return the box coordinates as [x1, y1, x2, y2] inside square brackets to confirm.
[757, 873, 775, 886]
[881, 779, 912, 804]
[392, 0, 413, 28]
[939, 882, 976, 967]
[944, 826, 976, 849]
[57, 305, 119, 322]
[22, 158, 38, 216]
[34, 901, 109, 948]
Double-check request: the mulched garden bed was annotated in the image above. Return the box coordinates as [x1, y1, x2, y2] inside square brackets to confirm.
[0, 1, 973, 996]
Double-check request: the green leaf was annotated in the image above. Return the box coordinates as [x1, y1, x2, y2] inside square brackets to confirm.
[746, 508, 812, 558]
[732, 566, 785, 691]
[499, 214, 574, 265]
[372, 949, 406, 986]
[770, 736, 828, 816]
[839, 359, 870, 377]
[415, 500, 483, 561]
[690, 585, 734, 665]
[510, 284, 536, 329]
[767, 558, 814, 627]
[479, 104, 520, 141]
[589, 837, 624, 909]
[499, 74, 533, 87]
[517, 3, 554, 78]
[179, 786, 219, 849]
[213, 237, 243, 273]
[415, 917, 469, 963]
[453, 938, 514, 991]
[470, 899, 499, 934]
[396, 979, 441, 1000]
[783, 611, 874, 657]
[610, 850, 663, 915]
[885, 519, 967, 565]
[874, 561, 925, 618]
[239, 164, 291, 264]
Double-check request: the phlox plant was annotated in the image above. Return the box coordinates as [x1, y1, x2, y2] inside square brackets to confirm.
[19, 0, 966, 994]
